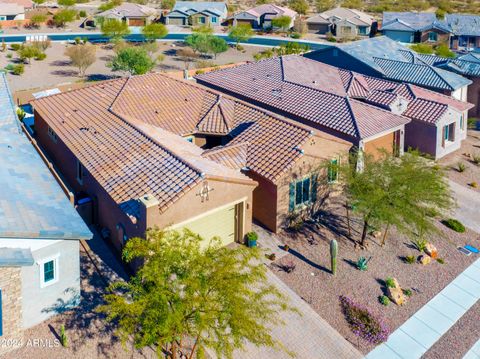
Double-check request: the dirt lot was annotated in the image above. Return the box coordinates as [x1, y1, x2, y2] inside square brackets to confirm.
[268, 195, 479, 355]
[440, 129, 480, 192]
[1, 41, 262, 93]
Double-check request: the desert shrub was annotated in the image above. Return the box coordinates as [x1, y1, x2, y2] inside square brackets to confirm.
[442, 218, 465, 233]
[35, 52, 46, 60]
[195, 60, 216, 69]
[79, 10, 87, 17]
[339, 295, 390, 344]
[402, 288, 412, 297]
[436, 258, 445, 264]
[411, 238, 427, 252]
[290, 32, 301, 39]
[379, 295, 390, 306]
[4, 64, 14, 71]
[12, 64, 24, 75]
[279, 259, 296, 273]
[405, 255, 416, 264]
[470, 182, 478, 188]
[467, 118, 476, 129]
[385, 277, 396, 288]
[457, 162, 466, 172]
[6, 53, 12, 59]
[472, 153, 480, 165]
[10, 43, 22, 51]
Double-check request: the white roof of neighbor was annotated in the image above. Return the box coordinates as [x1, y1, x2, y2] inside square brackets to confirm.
[32, 88, 61, 99]
[0, 2, 24, 15]
[170, 1, 226, 16]
[307, 7, 374, 26]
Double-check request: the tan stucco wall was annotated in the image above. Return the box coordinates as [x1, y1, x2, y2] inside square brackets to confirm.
[0, 267, 23, 355]
[145, 178, 255, 241]
[364, 131, 395, 160]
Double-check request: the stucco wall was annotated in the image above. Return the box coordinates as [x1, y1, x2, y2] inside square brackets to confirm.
[435, 108, 466, 159]
[467, 77, 480, 118]
[363, 131, 395, 159]
[383, 30, 414, 43]
[404, 120, 438, 156]
[419, 29, 450, 44]
[21, 240, 81, 328]
[0, 267, 23, 355]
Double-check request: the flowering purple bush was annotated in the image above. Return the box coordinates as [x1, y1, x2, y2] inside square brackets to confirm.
[339, 295, 390, 344]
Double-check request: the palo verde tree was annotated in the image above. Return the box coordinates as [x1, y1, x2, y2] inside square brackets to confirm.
[64, 43, 96, 77]
[228, 23, 254, 49]
[101, 18, 131, 41]
[141, 23, 168, 41]
[98, 229, 295, 359]
[271, 15, 292, 32]
[337, 150, 454, 248]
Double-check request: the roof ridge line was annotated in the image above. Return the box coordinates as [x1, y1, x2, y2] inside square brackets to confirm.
[203, 141, 250, 156]
[195, 93, 222, 130]
[344, 97, 362, 139]
[430, 66, 455, 91]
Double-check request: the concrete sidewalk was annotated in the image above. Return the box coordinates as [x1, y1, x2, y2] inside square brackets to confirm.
[449, 180, 480, 233]
[367, 259, 480, 359]
[229, 269, 363, 359]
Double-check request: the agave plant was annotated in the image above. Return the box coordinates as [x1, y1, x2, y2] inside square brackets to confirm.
[356, 256, 371, 271]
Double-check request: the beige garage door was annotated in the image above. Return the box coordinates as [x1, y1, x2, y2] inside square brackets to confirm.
[180, 205, 236, 247]
[168, 17, 185, 26]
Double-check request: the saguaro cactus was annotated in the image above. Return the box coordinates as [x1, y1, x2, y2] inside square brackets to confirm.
[330, 239, 338, 275]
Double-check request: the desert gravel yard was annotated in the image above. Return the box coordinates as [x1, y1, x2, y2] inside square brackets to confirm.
[267, 196, 480, 355]
[440, 129, 480, 192]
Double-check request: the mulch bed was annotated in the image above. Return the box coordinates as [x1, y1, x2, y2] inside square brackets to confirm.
[440, 130, 480, 192]
[269, 197, 479, 355]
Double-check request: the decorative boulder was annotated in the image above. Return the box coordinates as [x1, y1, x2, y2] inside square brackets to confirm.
[425, 243, 438, 259]
[418, 255, 431, 265]
[387, 286, 405, 305]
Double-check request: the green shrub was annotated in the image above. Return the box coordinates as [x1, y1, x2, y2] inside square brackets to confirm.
[356, 256, 370, 271]
[470, 182, 478, 188]
[79, 10, 87, 17]
[472, 153, 480, 165]
[35, 52, 46, 60]
[436, 258, 445, 264]
[6, 53, 12, 59]
[385, 277, 396, 288]
[12, 64, 24, 75]
[402, 288, 412, 297]
[290, 32, 301, 39]
[442, 218, 466, 233]
[236, 44, 244, 51]
[10, 43, 22, 51]
[379, 295, 390, 306]
[4, 64, 14, 71]
[412, 238, 428, 252]
[405, 255, 416, 264]
[457, 162, 466, 172]
[60, 324, 68, 347]
[467, 118, 477, 129]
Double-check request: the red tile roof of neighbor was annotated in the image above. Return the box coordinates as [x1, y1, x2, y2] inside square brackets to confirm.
[0, 0, 33, 9]
[32, 74, 312, 219]
[195, 55, 474, 134]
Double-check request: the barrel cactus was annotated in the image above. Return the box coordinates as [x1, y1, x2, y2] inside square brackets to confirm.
[330, 239, 338, 275]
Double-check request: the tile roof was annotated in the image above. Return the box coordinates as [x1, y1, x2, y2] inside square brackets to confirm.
[0, 73, 91, 240]
[243, 4, 296, 19]
[403, 98, 447, 124]
[382, 12, 450, 33]
[33, 73, 309, 211]
[196, 56, 411, 141]
[458, 52, 480, 64]
[171, 1, 226, 16]
[0, 2, 24, 15]
[96, 3, 157, 18]
[307, 7, 373, 26]
[312, 36, 472, 91]
[446, 14, 480, 37]
[196, 54, 473, 129]
[203, 142, 249, 170]
[415, 53, 480, 77]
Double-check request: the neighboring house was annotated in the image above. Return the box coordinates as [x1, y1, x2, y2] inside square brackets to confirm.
[196, 56, 411, 160]
[0, 2, 24, 20]
[95, 3, 158, 26]
[230, 4, 297, 30]
[446, 14, 480, 51]
[165, 1, 227, 26]
[196, 55, 473, 159]
[305, 36, 472, 102]
[381, 11, 451, 44]
[414, 52, 480, 117]
[31, 73, 346, 235]
[0, 73, 92, 355]
[306, 7, 375, 37]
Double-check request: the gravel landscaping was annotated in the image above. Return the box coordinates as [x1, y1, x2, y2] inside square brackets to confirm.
[268, 195, 479, 355]
[440, 129, 480, 192]
[1, 41, 262, 93]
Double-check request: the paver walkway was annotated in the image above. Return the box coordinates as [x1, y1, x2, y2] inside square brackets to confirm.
[367, 258, 480, 359]
[449, 180, 480, 233]
[228, 269, 363, 359]
[463, 339, 480, 359]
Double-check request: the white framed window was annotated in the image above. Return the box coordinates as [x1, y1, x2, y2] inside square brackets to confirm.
[443, 122, 455, 146]
[76, 159, 84, 185]
[47, 126, 58, 143]
[39, 255, 59, 288]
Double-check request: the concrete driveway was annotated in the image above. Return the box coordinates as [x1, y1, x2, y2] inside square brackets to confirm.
[228, 269, 363, 359]
[450, 180, 480, 233]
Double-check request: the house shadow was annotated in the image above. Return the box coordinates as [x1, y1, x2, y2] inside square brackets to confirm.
[286, 247, 331, 274]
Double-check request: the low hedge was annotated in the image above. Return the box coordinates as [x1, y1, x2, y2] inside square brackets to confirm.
[442, 218, 466, 233]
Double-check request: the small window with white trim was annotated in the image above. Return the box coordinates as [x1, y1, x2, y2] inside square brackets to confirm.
[39, 255, 59, 288]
